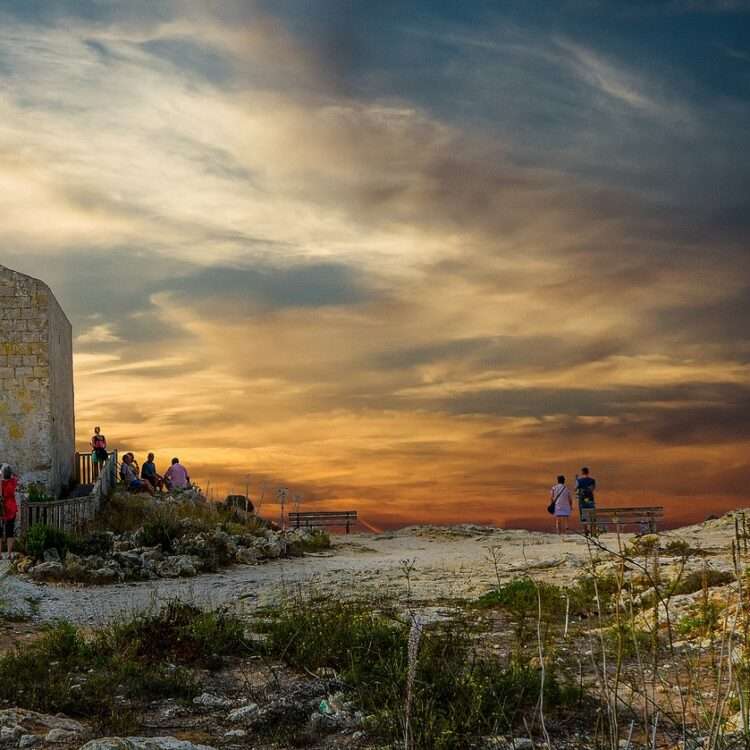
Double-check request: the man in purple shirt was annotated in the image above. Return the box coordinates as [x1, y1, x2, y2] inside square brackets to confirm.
[164, 457, 190, 490]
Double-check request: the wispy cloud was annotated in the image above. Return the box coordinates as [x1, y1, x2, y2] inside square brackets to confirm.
[0, 3, 748, 526]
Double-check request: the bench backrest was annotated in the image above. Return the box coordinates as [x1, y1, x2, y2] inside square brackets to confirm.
[593, 507, 664, 518]
[583, 506, 664, 534]
[289, 510, 358, 533]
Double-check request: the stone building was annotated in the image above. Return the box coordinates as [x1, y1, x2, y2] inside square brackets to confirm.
[0, 263, 75, 497]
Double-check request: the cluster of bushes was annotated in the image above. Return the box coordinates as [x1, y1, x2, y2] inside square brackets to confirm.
[23, 524, 113, 561]
[18, 491, 295, 563]
[258, 596, 580, 749]
[0, 602, 250, 733]
[0, 592, 581, 748]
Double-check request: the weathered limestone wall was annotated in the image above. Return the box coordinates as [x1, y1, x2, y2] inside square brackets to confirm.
[0, 264, 75, 496]
[47, 291, 75, 493]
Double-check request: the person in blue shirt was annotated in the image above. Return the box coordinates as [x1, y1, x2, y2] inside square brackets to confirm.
[141, 452, 164, 492]
[576, 467, 596, 534]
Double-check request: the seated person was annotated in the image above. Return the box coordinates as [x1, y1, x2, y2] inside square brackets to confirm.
[164, 457, 190, 490]
[120, 453, 154, 495]
[141, 452, 164, 492]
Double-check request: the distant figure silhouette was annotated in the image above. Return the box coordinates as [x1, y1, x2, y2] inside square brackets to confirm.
[576, 467, 596, 535]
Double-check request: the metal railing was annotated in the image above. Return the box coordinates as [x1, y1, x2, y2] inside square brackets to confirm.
[18, 450, 118, 536]
[75, 450, 117, 485]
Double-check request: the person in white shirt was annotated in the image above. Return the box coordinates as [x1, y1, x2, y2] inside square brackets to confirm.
[550, 475, 573, 534]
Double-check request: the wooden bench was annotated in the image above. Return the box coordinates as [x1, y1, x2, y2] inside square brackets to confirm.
[582, 506, 664, 535]
[289, 510, 358, 534]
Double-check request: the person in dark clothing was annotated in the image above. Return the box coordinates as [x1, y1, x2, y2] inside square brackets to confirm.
[141, 453, 164, 492]
[576, 467, 597, 535]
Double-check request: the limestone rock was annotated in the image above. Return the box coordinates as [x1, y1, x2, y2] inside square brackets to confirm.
[44, 727, 80, 743]
[235, 547, 258, 565]
[43, 548, 61, 563]
[192, 693, 231, 708]
[156, 556, 197, 578]
[29, 561, 65, 581]
[226, 704, 259, 724]
[141, 546, 163, 562]
[0, 725, 23, 743]
[18, 735, 40, 748]
[90, 567, 119, 584]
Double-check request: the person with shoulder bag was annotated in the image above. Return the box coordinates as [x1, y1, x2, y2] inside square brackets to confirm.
[549, 475, 572, 535]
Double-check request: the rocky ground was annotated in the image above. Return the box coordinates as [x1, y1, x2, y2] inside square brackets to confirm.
[1, 513, 743, 626]
[2, 510, 750, 749]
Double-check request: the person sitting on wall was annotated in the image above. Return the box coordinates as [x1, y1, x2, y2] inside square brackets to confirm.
[0, 465, 19, 560]
[141, 453, 164, 492]
[164, 457, 190, 491]
[119, 453, 154, 496]
[90, 426, 109, 465]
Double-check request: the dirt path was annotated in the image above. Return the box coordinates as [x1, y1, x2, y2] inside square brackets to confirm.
[1, 515, 737, 626]
[1, 528, 598, 625]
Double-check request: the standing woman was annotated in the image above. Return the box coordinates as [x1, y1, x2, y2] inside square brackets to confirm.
[551, 475, 572, 535]
[0, 465, 19, 559]
[90, 426, 109, 477]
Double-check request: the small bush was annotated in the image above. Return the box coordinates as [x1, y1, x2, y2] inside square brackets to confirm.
[68, 531, 114, 558]
[139, 513, 184, 553]
[664, 538, 692, 557]
[677, 600, 722, 638]
[26, 483, 51, 503]
[567, 573, 621, 615]
[102, 601, 250, 668]
[22, 524, 74, 560]
[298, 530, 331, 553]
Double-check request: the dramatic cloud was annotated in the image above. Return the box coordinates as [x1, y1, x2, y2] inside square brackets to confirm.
[0, 1, 748, 527]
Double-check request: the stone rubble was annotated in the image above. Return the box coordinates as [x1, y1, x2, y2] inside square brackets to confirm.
[21, 523, 320, 585]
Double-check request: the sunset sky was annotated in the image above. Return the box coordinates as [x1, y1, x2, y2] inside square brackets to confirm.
[1, 1, 749, 529]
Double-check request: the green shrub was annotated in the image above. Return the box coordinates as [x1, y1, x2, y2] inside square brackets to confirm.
[22, 524, 74, 561]
[299, 530, 331, 553]
[567, 573, 621, 615]
[139, 513, 184, 552]
[102, 601, 250, 668]
[26, 483, 51, 503]
[68, 531, 114, 558]
[260, 595, 580, 749]
[0, 601, 249, 734]
[664, 538, 692, 557]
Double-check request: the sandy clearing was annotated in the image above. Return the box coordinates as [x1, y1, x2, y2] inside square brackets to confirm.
[1, 512, 743, 626]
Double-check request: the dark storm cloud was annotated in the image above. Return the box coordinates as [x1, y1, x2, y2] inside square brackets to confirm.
[650, 286, 750, 356]
[374, 335, 628, 373]
[432, 382, 750, 446]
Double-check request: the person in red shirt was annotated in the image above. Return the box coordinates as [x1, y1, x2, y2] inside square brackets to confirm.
[1, 465, 19, 560]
